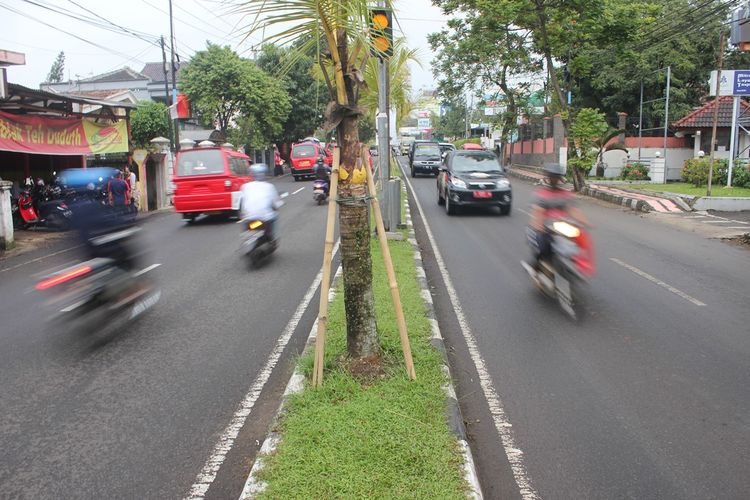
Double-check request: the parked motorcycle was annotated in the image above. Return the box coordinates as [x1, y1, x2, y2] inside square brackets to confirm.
[14, 188, 72, 230]
[521, 219, 595, 320]
[35, 226, 160, 334]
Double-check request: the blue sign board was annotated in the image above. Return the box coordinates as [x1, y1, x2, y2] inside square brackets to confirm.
[733, 70, 750, 95]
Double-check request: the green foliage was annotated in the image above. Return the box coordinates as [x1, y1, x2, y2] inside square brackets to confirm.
[130, 101, 169, 148]
[621, 162, 650, 181]
[569, 108, 608, 174]
[715, 162, 750, 189]
[46, 51, 65, 83]
[255, 44, 325, 144]
[681, 158, 727, 187]
[358, 115, 376, 143]
[434, 99, 468, 140]
[180, 43, 290, 146]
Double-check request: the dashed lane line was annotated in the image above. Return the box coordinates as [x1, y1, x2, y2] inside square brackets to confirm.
[610, 258, 706, 307]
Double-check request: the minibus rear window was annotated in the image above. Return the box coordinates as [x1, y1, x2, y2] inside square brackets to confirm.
[177, 150, 225, 176]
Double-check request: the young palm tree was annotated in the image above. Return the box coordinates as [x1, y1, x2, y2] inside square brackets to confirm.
[237, 0, 393, 358]
[593, 128, 627, 178]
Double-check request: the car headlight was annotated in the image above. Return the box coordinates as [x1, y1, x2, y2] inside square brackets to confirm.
[496, 179, 510, 188]
[451, 178, 467, 189]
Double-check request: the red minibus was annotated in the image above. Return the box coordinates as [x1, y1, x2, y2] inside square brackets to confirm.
[172, 147, 252, 222]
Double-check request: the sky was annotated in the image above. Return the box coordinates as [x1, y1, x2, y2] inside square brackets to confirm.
[1, 0, 447, 95]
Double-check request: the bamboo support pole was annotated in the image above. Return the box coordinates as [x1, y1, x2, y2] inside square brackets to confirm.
[364, 147, 416, 380]
[312, 148, 341, 388]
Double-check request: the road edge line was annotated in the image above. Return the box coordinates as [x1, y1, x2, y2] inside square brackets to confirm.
[401, 159, 540, 500]
[400, 178, 483, 499]
[237, 265, 343, 499]
[184, 241, 340, 499]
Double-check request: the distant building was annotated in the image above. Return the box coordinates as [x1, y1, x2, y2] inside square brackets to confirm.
[41, 67, 151, 101]
[139, 61, 187, 104]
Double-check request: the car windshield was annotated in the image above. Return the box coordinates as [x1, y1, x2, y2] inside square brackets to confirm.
[292, 145, 316, 158]
[451, 153, 503, 173]
[414, 145, 440, 157]
[176, 150, 225, 176]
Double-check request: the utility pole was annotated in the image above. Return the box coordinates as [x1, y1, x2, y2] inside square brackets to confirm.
[374, 2, 392, 230]
[708, 29, 726, 197]
[168, 0, 180, 150]
[160, 36, 174, 150]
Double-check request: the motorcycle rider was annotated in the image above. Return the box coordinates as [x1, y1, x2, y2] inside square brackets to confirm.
[313, 155, 331, 196]
[527, 163, 589, 270]
[240, 163, 283, 241]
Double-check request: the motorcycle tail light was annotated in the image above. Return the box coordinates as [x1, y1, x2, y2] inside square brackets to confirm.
[36, 265, 92, 290]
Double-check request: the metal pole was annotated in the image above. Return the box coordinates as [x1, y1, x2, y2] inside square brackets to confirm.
[638, 79, 644, 161]
[168, 0, 180, 149]
[160, 36, 174, 151]
[663, 66, 671, 182]
[708, 30, 726, 197]
[377, 57, 390, 230]
[728, 95, 739, 187]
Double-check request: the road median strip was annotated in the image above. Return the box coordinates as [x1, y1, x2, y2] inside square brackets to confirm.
[239, 160, 480, 499]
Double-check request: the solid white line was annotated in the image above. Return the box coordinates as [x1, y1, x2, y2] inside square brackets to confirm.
[185, 240, 340, 499]
[702, 220, 736, 224]
[0, 244, 82, 273]
[724, 226, 750, 230]
[609, 258, 706, 307]
[518, 208, 531, 217]
[291, 187, 305, 195]
[402, 166, 540, 500]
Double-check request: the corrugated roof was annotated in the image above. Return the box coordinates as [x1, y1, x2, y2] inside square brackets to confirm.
[672, 96, 750, 128]
[61, 89, 133, 100]
[77, 66, 148, 84]
[140, 61, 186, 84]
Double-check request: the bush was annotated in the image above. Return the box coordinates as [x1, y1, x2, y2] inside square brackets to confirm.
[621, 162, 650, 180]
[714, 161, 750, 188]
[681, 158, 727, 186]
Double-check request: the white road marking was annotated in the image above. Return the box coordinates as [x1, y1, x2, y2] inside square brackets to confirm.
[702, 220, 736, 224]
[291, 187, 305, 195]
[729, 220, 749, 225]
[609, 258, 706, 307]
[133, 263, 162, 277]
[185, 240, 340, 499]
[725, 226, 750, 230]
[402, 163, 540, 500]
[518, 208, 531, 217]
[0, 244, 82, 273]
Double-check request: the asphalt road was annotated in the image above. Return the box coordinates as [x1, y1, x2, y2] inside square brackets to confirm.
[0, 175, 334, 499]
[401, 157, 750, 500]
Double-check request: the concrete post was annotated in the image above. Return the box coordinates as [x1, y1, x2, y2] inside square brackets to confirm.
[650, 157, 666, 183]
[553, 114, 564, 155]
[0, 180, 14, 250]
[617, 112, 627, 144]
[543, 117, 551, 154]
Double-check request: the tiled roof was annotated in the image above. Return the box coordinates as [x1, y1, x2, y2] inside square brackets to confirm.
[672, 96, 750, 128]
[61, 89, 132, 99]
[78, 66, 148, 83]
[140, 61, 186, 84]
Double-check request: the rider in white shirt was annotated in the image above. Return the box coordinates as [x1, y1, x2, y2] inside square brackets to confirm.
[240, 163, 282, 240]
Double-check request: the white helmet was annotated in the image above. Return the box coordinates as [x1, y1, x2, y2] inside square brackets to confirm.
[251, 163, 268, 180]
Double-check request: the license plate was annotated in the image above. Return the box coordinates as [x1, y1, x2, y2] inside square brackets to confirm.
[299, 160, 310, 166]
[473, 191, 492, 198]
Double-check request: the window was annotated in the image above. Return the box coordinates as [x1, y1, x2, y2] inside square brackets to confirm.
[292, 145, 316, 158]
[230, 157, 250, 176]
[177, 150, 225, 176]
[451, 153, 503, 173]
[414, 145, 441, 158]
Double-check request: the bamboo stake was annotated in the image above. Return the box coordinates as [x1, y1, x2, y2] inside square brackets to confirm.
[312, 147, 341, 388]
[364, 146, 416, 380]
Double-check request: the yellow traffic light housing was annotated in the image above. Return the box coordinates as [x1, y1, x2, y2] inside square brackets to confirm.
[369, 8, 393, 58]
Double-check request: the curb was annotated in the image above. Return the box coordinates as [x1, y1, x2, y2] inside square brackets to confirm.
[400, 175, 484, 499]
[507, 167, 654, 213]
[238, 266, 343, 499]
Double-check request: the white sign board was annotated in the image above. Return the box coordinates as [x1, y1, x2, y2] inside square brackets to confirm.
[417, 118, 431, 129]
[0, 68, 6, 100]
[709, 69, 750, 96]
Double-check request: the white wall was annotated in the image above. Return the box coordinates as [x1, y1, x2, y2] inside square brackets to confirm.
[600, 147, 694, 180]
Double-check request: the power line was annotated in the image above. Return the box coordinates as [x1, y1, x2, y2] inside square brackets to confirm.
[138, 0, 238, 46]
[66, 0, 161, 46]
[0, 2, 150, 64]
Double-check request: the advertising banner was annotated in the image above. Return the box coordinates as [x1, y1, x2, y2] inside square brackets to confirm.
[0, 110, 128, 155]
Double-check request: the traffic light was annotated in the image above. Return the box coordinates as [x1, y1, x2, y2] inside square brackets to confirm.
[369, 8, 393, 58]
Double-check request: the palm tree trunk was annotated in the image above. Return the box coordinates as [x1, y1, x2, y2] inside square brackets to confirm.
[338, 114, 379, 358]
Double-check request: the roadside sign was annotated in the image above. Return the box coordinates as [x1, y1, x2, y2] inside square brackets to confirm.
[709, 69, 750, 95]
[417, 118, 430, 129]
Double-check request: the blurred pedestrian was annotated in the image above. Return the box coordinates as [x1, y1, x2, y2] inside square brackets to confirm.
[108, 171, 130, 209]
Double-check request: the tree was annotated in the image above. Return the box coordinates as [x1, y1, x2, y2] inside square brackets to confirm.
[569, 107, 608, 189]
[130, 100, 170, 148]
[239, 0, 393, 359]
[592, 128, 627, 178]
[46, 51, 65, 83]
[256, 43, 327, 144]
[180, 43, 290, 144]
[434, 98, 467, 140]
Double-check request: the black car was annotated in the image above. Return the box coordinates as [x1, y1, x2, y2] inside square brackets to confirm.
[408, 139, 439, 163]
[410, 143, 442, 177]
[436, 150, 512, 215]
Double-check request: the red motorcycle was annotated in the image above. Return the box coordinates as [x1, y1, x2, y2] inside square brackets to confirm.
[521, 218, 595, 320]
[14, 188, 73, 231]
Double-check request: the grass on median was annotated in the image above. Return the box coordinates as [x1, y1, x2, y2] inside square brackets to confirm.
[631, 182, 750, 198]
[255, 213, 467, 499]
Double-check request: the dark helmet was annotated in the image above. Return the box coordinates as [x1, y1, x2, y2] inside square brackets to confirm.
[543, 163, 565, 178]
